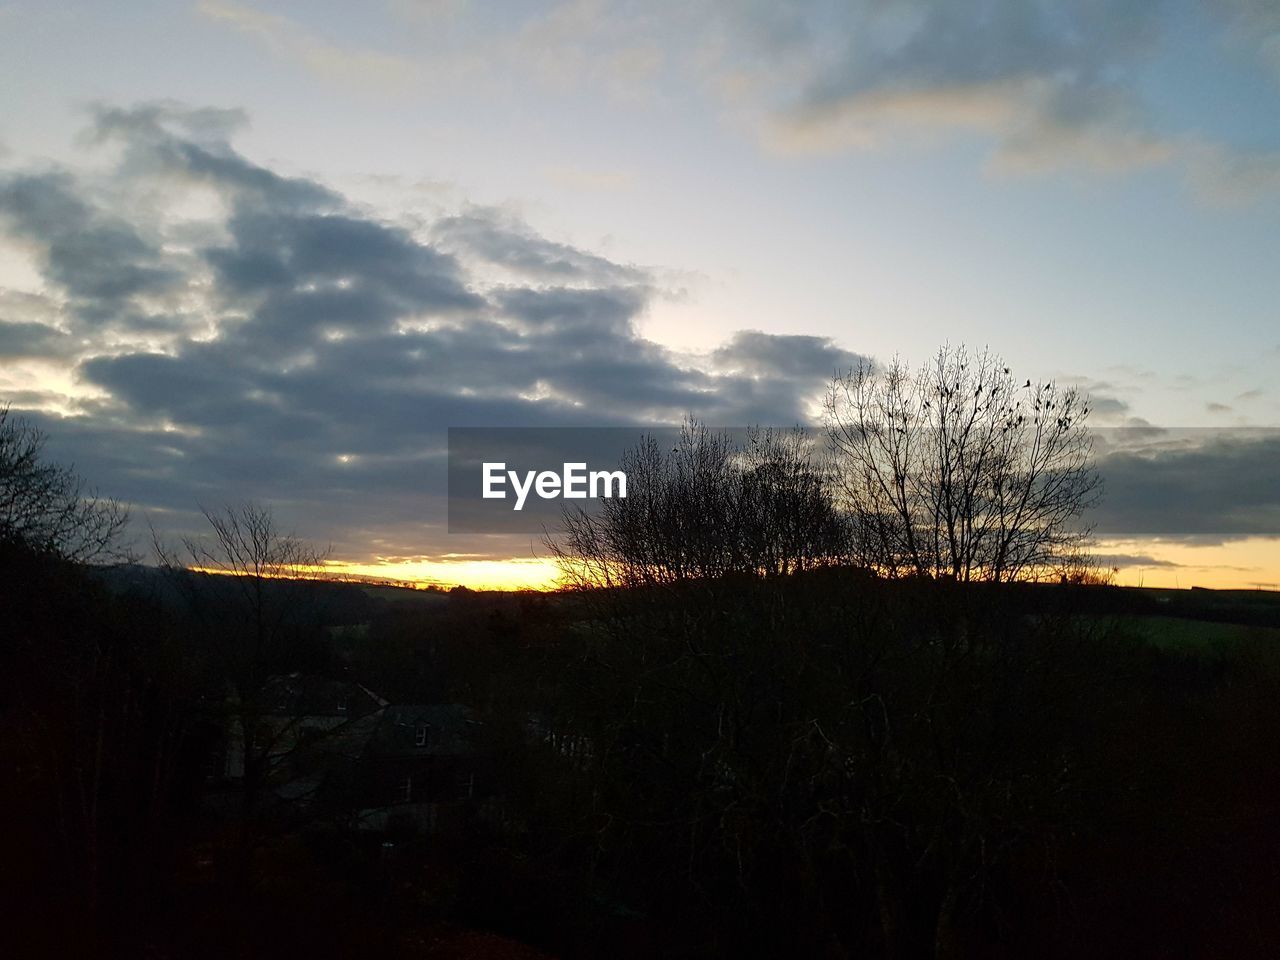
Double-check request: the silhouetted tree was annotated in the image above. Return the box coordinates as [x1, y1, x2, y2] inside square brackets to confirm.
[551, 421, 846, 588]
[825, 345, 1100, 581]
[543, 423, 868, 953]
[539, 405, 1124, 957]
[1, 538, 192, 957]
[0, 405, 129, 562]
[156, 503, 329, 830]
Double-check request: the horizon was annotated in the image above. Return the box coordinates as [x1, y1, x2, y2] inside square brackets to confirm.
[172, 559, 1280, 595]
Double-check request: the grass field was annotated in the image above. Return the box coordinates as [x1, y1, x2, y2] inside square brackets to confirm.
[1111, 614, 1280, 652]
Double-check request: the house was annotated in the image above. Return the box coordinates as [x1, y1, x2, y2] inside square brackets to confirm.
[214, 674, 484, 834]
[332, 703, 482, 834]
[221, 674, 386, 780]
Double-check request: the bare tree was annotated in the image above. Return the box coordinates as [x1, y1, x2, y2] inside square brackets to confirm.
[0, 405, 129, 563]
[737, 426, 849, 577]
[550, 421, 845, 589]
[180, 501, 323, 585]
[155, 502, 329, 827]
[825, 345, 1101, 582]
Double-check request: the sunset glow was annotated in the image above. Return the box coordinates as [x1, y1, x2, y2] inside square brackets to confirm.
[320, 556, 562, 592]
[1101, 537, 1280, 592]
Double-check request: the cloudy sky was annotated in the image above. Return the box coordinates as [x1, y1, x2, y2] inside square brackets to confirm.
[1, 0, 1277, 588]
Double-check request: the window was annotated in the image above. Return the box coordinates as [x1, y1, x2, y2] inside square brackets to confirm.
[415, 723, 430, 747]
[398, 776, 412, 803]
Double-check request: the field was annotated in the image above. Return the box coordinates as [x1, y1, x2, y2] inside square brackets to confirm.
[1111, 613, 1280, 651]
[1082, 585, 1280, 652]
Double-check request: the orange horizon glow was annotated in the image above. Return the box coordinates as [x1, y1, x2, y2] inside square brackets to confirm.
[318, 538, 1279, 593]
[1098, 537, 1280, 592]
[189, 537, 1280, 594]
[317, 556, 563, 592]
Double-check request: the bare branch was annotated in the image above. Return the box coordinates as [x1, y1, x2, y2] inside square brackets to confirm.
[0, 405, 130, 563]
[824, 346, 1101, 582]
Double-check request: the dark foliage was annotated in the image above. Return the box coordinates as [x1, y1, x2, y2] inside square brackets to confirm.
[5, 414, 1280, 957]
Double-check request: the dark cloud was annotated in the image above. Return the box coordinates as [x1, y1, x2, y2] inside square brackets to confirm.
[713, 330, 867, 380]
[1088, 394, 1131, 418]
[1, 103, 854, 555]
[0, 171, 180, 324]
[5, 103, 1274, 561]
[1094, 432, 1280, 539]
[495, 285, 645, 338]
[1056, 376, 1131, 422]
[90, 102, 336, 211]
[434, 208, 646, 285]
[1092, 553, 1180, 569]
[209, 209, 480, 310]
[0, 321, 72, 359]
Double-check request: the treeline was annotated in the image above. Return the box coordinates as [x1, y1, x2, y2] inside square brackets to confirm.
[11, 551, 1280, 958]
[555, 346, 1102, 588]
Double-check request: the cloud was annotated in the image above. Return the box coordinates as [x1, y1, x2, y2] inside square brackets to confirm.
[1184, 141, 1280, 206]
[191, 1, 1280, 197]
[432, 207, 646, 285]
[1092, 553, 1181, 569]
[1094, 431, 1280, 540]
[0, 103, 856, 556]
[1058, 376, 1132, 422]
[703, 2, 1170, 169]
[712, 329, 866, 380]
[699, 1, 1280, 197]
[0, 320, 72, 359]
[1205, 0, 1280, 78]
[89, 101, 336, 209]
[1087, 394, 1131, 419]
[196, 0, 418, 89]
[0, 170, 180, 324]
[0, 291, 73, 358]
[4, 103, 1275, 562]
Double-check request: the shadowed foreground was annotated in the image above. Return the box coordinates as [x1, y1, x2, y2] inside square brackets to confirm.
[5, 542, 1280, 958]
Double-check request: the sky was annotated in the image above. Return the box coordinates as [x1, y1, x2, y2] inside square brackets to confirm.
[0, 0, 1278, 589]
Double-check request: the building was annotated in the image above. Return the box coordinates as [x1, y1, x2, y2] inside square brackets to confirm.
[216, 674, 483, 834]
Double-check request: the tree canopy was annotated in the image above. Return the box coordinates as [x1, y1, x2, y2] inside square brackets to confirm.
[825, 345, 1101, 582]
[0, 405, 129, 563]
